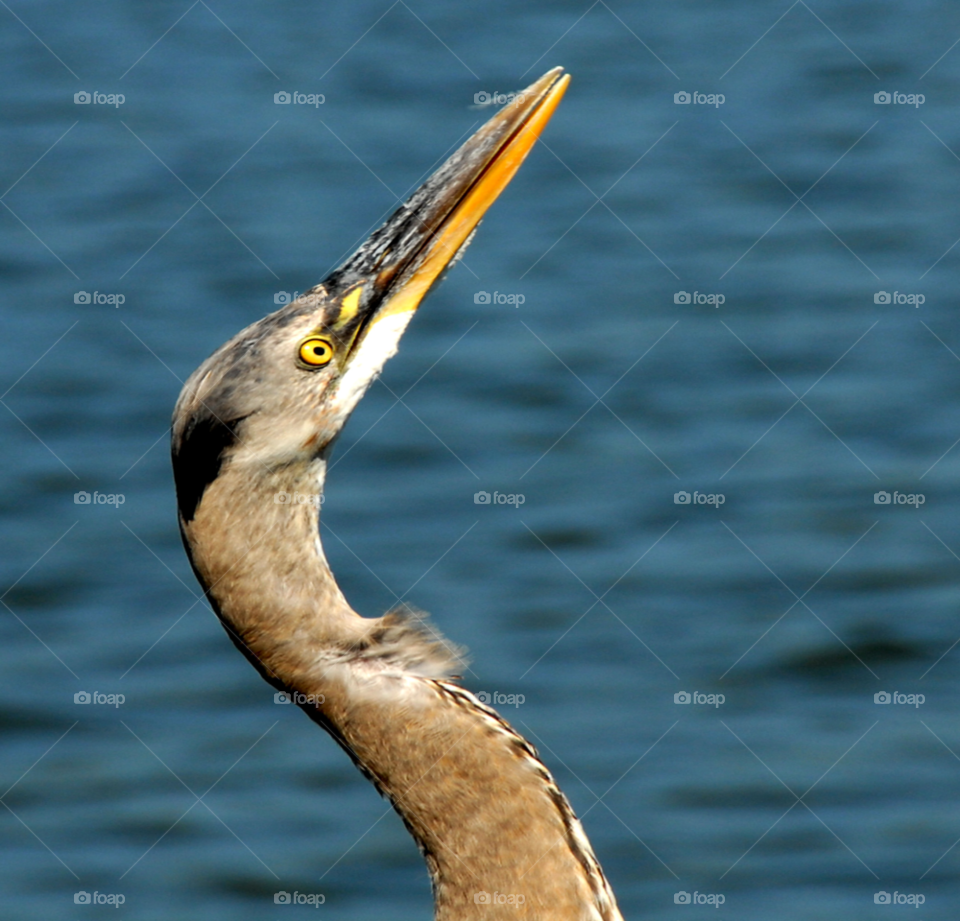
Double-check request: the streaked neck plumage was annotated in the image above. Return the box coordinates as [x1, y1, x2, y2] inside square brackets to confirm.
[180, 453, 623, 921]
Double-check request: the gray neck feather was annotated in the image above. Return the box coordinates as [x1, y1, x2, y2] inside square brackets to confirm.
[180, 458, 623, 921]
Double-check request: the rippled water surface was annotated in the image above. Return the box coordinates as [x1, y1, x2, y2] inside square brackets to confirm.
[3, 1, 960, 918]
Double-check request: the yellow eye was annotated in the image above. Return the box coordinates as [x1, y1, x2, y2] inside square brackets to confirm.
[299, 337, 335, 367]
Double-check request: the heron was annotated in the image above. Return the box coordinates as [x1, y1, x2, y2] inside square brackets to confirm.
[172, 67, 623, 920]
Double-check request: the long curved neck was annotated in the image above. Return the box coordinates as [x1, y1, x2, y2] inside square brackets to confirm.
[180, 459, 622, 921]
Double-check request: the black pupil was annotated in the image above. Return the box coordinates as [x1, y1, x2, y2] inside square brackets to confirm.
[313, 344, 326, 357]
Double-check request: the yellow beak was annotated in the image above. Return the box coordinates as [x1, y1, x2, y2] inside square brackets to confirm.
[325, 67, 570, 345]
[375, 67, 570, 321]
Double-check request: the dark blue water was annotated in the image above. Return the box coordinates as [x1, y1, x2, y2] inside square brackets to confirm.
[3, 1, 960, 918]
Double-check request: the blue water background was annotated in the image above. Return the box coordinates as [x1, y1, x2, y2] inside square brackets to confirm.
[3, 1, 960, 918]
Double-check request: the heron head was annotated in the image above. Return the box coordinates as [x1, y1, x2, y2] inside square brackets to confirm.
[172, 68, 568, 523]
